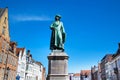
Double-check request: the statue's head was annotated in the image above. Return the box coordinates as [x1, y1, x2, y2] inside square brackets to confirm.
[55, 14, 61, 21]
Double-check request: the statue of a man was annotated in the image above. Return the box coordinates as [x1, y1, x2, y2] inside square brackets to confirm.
[50, 15, 66, 51]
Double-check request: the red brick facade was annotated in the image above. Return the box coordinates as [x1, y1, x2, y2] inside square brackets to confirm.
[0, 8, 18, 80]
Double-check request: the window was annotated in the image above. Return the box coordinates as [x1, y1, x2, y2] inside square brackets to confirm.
[20, 72, 24, 77]
[26, 65, 28, 70]
[21, 63, 25, 69]
[2, 53, 7, 64]
[0, 68, 4, 80]
[6, 44, 9, 51]
[2, 26, 6, 35]
[118, 59, 120, 68]
[4, 17, 7, 24]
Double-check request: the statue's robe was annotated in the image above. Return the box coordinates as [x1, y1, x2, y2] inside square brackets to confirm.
[50, 21, 66, 50]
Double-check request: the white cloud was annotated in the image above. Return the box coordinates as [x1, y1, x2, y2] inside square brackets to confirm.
[11, 15, 52, 22]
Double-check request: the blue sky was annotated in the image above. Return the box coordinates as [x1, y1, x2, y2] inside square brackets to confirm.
[1, 0, 120, 73]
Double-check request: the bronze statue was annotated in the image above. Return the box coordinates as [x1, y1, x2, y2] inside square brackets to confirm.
[50, 15, 66, 51]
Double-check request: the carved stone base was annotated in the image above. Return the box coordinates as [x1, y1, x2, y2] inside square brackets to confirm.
[47, 50, 69, 80]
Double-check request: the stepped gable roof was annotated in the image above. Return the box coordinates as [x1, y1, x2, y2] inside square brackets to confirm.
[16, 48, 25, 57]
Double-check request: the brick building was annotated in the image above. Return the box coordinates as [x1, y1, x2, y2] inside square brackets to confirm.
[109, 43, 120, 80]
[80, 70, 91, 80]
[100, 54, 113, 80]
[103, 43, 120, 80]
[42, 67, 46, 80]
[91, 65, 99, 80]
[0, 8, 18, 80]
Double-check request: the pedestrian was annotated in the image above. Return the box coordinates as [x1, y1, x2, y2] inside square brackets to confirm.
[16, 74, 20, 80]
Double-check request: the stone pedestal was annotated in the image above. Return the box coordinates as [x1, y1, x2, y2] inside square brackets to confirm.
[47, 50, 69, 80]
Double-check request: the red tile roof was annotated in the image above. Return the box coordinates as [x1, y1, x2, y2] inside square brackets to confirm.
[80, 70, 91, 76]
[73, 73, 80, 77]
[16, 48, 25, 57]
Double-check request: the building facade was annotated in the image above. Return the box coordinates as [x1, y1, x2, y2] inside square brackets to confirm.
[16, 48, 26, 80]
[80, 70, 91, 80]
[0, 8, 18, 80]
[100, 54, 113, 80]
[26, 63, 41, 80]
[104, 43, 120, 80]
[42, 67, 46, 80]
[72, 73, 80, 80]
[111, 56, 120, 80]
[36, 62, 46, 80]
[91, 63, 101, 80]
[25, 50, 46, 80]
[110, 44, 120, 80]
[97, 63, 101, 80]
[91, 66, 98, 80]
[105, 61, 112, 80]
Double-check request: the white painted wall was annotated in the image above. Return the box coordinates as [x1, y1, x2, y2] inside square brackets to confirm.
[25, 62, 43, 80]
[17, 49, 26, 80]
